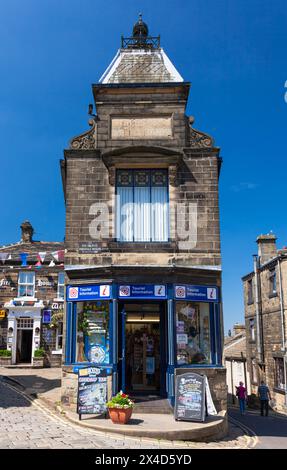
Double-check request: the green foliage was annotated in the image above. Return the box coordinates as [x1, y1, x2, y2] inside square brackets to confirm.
[106, 391, 134, 409]
[33, 348, 45, 358]
[0, 349, 11, 357]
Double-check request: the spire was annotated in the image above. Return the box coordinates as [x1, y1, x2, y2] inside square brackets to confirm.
[121, 14, 160, 49]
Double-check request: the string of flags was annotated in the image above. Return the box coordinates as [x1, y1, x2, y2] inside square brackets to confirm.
[0, 250, 65, 269]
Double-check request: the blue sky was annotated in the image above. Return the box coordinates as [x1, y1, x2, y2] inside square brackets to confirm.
[0, 0, 286, 332]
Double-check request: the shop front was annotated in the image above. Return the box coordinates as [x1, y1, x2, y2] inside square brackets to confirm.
[64, 282, 222, 405]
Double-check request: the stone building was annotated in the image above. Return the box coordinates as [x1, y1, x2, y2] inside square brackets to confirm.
[242, 234, 287, 412]
[223, 324, 250, 403]
[61, 17, 226, 412]
[0, 221, 65, 367]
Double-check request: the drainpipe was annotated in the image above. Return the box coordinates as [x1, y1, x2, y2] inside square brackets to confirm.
[277, 257, 287, 406]
[253, 255, 262, 364]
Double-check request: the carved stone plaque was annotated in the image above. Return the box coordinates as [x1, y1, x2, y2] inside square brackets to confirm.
[111, 117, 172, 139]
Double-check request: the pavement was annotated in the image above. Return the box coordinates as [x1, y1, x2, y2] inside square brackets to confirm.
[0, 366, 255, 449]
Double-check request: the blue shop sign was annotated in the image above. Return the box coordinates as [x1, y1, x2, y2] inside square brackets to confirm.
[67, 284, 111, 301]
[174, 285, 218, 302]
[118, 284, 167, 299]
[42, 309, 51, 323]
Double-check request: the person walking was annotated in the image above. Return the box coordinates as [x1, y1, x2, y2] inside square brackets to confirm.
[236, 381, 247, 415]
[258, 380, 271, 416]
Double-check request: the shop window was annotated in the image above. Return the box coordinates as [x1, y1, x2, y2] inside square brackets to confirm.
[247, 279, 253, 304]
[18, 271, 35, 298]
[116, 169, 169, 242]
[56, 322, 63, 351]
[176, 302, 211, 365]
[76, 301, 110, 364]
[57, 272, 65, 300]
[249, 318, 255, 342]
[269, 269, 277, 296]
[274, 357, 285, 390]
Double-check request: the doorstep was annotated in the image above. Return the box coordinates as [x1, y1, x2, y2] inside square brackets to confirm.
[58, 405, 228, 442]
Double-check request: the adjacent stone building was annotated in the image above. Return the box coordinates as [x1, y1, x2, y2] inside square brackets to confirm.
[61, 17, 226, 413]
[242, 234, 287, 412]
[0, 221, 65, 367]
[223, 324, 250, 403]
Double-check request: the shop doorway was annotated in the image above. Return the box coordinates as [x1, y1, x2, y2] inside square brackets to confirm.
[119, 302, 167, 396]
[16, 318, 33, 363]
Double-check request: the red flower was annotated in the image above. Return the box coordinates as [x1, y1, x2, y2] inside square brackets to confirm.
[121, 393, 127, 398]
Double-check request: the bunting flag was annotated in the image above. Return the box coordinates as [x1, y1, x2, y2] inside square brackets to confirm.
[20, 253, 28, 267]
[49, 260, 55, 267]
[38, 252, 47, 263]
[0, 253, 9, 264]
[35, 260, 42, 269]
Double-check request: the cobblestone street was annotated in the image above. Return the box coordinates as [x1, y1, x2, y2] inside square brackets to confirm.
[0, 378, 250, 449]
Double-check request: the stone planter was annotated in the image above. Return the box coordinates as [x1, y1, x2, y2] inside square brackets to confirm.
[32, 357, 44, 368]
[108, 407, 133, 424]
[0, 356, 12, 366]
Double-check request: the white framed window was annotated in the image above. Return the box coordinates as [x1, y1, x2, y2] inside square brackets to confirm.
[18, 271, 35, 298]
[269, 269, 277, 296]
[249, 318, 255, 342]
[57, 272, 65, 300]
[56, 322, 63, 351]
[116, 169, 169, 242]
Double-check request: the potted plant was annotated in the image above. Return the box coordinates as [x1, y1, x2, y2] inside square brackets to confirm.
[106, 391, 134, 424]
[33, 348, 45, 367]
[0, 349, 12, 366]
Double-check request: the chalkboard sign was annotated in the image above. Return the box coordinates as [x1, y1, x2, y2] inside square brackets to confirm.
[77, 367, 107, 419]
[174, 372, 206, 422]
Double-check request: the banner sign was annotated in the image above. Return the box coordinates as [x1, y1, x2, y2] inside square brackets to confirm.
[174, 285, 218, 302]
[118, 284, 167, 299]
[174, 372, 206, 422]
[77, 367, 107, 417]
[42, 310, 52, 323]
[67, 284, 111, 301]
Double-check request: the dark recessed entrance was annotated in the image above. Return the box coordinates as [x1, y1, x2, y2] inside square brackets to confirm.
[118, 301, 167, 397]
[16, 329, 33, 363]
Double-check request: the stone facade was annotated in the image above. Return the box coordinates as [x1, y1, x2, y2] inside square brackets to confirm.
[61, 19, 226, 414]
[242, 234, 287, 412]
[0, 222, 65, 367]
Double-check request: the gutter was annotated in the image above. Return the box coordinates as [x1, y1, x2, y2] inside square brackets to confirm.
[277, 257, 287, 406]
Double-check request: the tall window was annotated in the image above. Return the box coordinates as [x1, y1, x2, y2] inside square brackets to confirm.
[269, 269, 277, 296]
[18, 271, 35, 297]
[251, 358, 258, 384]
[57, 272, 65, 300]
[56, 322, 63, 351]
[274, 357, 285, 390]
[249, 318, 255, 342]
[247, 279, 253, 304]
[116, 169, 169, 242]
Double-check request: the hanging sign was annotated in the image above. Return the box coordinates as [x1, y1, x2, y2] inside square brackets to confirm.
[0, 310, 6, 319]
[77, 367, 107, 419]
[174, 285, 218, 302]
[174, 372, 206, 422]
[118, 284, 167, 299]
[42, 310, 52, 323]
[67, 284, 111, 301]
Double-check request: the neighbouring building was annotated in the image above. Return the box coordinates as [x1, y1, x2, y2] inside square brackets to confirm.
[0, 221, 65, 367]
[61, 17, 226, 412]
[223, 324, 250, 403]
[242, 233, 287, 412]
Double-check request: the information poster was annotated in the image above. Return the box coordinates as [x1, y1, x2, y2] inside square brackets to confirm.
[174, 372, 206, 422]
[77, 367, 107, 417]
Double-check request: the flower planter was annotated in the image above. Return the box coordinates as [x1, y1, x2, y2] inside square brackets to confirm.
[108, 407, 133, 424]
[32, 357, 44, 368]
[0, 356, 12, 366]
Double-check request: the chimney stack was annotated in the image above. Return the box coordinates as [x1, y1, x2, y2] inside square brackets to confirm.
[256, 233, 277, 265]
[20, 221, 34, 243]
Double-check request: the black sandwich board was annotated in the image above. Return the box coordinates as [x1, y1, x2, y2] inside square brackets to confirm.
[77, 367, 107, 420]
[174, 372, 206, 422]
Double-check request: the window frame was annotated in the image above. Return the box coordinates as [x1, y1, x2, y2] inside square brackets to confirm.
[247, 279, 254, 304]
[116, 168, 170, 243]
[18, 271, 36, 298]
[274, 357, 285, 391]
[269, 269, 277, 297]
[55, 322, 63, 352]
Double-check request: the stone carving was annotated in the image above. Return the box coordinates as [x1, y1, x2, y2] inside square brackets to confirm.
[69, 119, 96, 149]
[188, 116, 214, 148]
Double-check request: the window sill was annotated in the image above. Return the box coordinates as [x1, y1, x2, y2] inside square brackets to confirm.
[52, 350, 62, 355]
[247, 300, 254, 305]
[108, 241, 176, 252]
[53, 298, 65, 303]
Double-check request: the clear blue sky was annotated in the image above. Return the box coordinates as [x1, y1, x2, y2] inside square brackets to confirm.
[1, 0, 286, 332]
